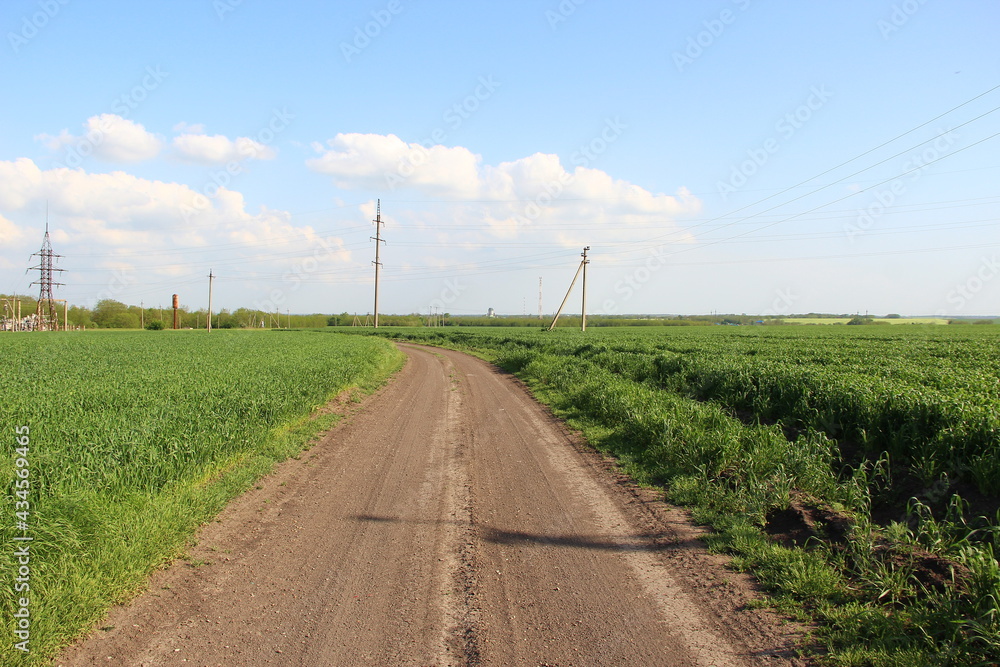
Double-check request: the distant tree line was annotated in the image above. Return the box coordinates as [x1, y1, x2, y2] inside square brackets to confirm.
[6, 296, 987, 330]
[0, 296, 332, 330]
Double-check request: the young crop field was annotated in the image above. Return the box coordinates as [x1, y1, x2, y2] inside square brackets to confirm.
[354, 324, 1000, 666]
[0, 330, 403, 664]
[776, 317, 951, 325]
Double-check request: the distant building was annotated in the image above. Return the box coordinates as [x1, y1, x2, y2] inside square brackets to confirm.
[487, 308, 496, 318]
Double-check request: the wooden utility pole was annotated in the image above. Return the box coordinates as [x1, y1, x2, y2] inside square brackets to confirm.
[581, 247, 590, 332]
[207, 270, 215, 333]
[372, 200, 385, 328]
[548, 247, 590, 332]
[140, 301, 144, 329]
[2, 297, 22, 332]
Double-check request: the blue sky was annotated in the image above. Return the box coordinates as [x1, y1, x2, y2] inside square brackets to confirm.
[1, 0, 998, 317]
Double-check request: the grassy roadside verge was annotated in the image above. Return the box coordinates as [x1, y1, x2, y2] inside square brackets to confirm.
[351, 327, 1000, 666]
[1, 331, 404, 665]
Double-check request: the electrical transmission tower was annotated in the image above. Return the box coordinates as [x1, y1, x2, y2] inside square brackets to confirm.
[28, 220, 65, 331]
[371, 199, 385, 328]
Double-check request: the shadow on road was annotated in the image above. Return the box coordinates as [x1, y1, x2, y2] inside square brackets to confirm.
[348, 514, 701, 552]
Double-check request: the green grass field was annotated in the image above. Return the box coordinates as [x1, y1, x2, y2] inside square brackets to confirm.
[0, 330, 403, 664]
[777, 317, 951, 325]
[7, 324, 999, 664]
[352, 324, 1000, 666]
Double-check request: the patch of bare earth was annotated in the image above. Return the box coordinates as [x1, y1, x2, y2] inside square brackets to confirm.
[58, 344, 805, 666]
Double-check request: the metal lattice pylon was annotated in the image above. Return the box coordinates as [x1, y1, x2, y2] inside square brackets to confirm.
[28, 222, 65, 331]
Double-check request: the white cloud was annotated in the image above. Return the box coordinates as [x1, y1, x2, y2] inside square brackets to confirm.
[0, 159, 350, 307]
[2, 133, 702, 315]
[307, 133, 481, 195]
[0, 213, 25, 247]
[36, 129, 74, 152]
[172, 132, 277, 164]
[172, 121, 206, 134]
[309, 134, 701, 249]
[0, 157, 44, 210]
[35, 114, 163, 164]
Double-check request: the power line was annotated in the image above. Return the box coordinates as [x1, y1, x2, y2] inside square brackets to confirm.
[707, 84, 1000, 219]
[675, 107, 1000, 245]
[660, 130, 1000, 258]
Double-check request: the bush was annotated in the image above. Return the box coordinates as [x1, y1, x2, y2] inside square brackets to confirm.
[145, 320, 164, 330]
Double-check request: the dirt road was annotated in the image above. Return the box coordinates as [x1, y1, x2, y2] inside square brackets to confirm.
[59, 344, 800, 666]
